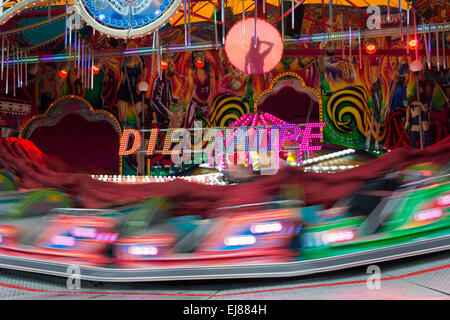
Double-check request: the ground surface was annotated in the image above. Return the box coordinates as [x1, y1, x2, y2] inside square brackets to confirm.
[0, 251, 447, 300]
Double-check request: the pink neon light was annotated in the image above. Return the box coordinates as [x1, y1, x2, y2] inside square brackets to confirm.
[207, 153, 214, 167]
[71, 227, 97, 239]
[259, 114, 269, 126]
[251, 115, 258, 126]
[250, 222, 283, 234]
[231, 114, 249, 128]
[128, 246, 159, 256]
[437, 195, 450, 206]
[51, 235, 75, 247]
[414, 209, 442, 222]
[95, 233, 119, 243]
[279, 125, 302, 147]
[224, 235, 256, 246]
[322, 230, 354, 244]
[299, 122, 326, 152]
[264, 112, 288, 125]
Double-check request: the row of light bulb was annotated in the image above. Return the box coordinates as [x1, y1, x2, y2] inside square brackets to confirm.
[301, 148, 356, 165]
[91, 173, 227, 185]
[303, 164, 359, 173]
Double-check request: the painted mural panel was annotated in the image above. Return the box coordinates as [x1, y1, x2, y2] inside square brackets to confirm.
[24, 4, 448, 172]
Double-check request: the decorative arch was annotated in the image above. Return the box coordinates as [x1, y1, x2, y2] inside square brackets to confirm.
[20, 95, 122, 174]
[255, 72, 323, 125]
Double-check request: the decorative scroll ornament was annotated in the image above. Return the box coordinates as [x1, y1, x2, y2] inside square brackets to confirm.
[73, 0, 182, 38]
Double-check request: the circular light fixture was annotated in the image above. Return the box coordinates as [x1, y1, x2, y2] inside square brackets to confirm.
[365, 43, 377, 55]
[91, 65, 100, 74]
[408, 39, 418, 49]
[138, 81, 149, 92]
[195, 60, 205, 68]
[58, 69, 68, 78]
[225, 18, 283, 75]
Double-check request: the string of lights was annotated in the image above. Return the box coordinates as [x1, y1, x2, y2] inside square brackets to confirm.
[1, 21, 448, 65]
[91, 172, 227, 185]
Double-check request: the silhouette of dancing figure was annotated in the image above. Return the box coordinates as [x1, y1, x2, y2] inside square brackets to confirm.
[244, 36, 274, 74]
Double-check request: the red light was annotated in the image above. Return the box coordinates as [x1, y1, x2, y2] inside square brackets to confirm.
[365, 43, 377, 55]
[195, 60, 205, 68]
[58, 70, 68, 78]
[91, 65, 100, 74]
[408, 39, 418, 49]
[161, 61, 168, 69]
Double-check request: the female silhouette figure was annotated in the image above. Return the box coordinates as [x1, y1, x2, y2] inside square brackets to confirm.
[244, 36, 274, 74]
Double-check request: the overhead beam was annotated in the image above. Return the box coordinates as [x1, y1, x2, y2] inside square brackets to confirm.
[284, 48, 450, 57]
[15, 7, 65, 18]
[0, 12, 65, 35]
[2, 22, 450, 64]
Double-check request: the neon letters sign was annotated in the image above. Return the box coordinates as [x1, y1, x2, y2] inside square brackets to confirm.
[119, 123, 326, 168]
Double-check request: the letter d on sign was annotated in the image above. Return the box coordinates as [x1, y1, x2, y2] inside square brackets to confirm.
[366, 265, 381, 289]
[67, 265, 81, 290]
[119, 129, 142, 155]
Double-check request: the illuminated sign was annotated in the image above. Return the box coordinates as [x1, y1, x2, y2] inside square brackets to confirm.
[119, 122, 326, 169]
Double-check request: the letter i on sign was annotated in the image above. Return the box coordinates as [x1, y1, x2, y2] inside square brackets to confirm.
[146, 128, 159, 155]
[193, 121, 203, 164]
